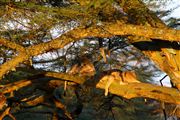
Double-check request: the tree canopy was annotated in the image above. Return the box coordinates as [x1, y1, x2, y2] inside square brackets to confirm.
[0, 0, 180, 119]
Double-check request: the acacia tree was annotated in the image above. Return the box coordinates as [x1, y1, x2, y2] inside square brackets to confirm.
[0, 0, 180, 119]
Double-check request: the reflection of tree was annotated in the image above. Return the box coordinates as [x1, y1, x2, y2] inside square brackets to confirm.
[0, 0, 180, 119]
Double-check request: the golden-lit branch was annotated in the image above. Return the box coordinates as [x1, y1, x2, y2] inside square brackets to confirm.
[0, 1, 179, 119]
[45, 72, 180, 105]
[2, 79, 32, 94]
[102, 21, 180, 42]
[53, 99, 73, 120]
[22, 95, 46, 107]
[117, 0, 180, 91]
[0, 107, 15, 120]
[1, 71, 180, 104]
[0, 93, 7, 110]
[0, 21, 180, 79]
[45, 72, 86, 84]
[0, 53, 28, 79]
[96, 79, 180, 105]
[0, 38, 25, 52]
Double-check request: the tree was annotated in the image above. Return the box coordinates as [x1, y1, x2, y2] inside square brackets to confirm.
[0, 0, 180, 119]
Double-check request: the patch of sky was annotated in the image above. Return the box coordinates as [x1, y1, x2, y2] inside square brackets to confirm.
[50, 20, 79, 39]
[2, 19, 31, 31]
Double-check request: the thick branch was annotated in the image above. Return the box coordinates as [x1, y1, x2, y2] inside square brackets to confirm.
[44, 72, 86, 84]
[0, 53, 28, 79]
[24, 23, 180, 57]
[0, 21, 180, 79]
[0, 107, 15, 120]
[45, 72, 180, 105]
[102, 21, 180, 42]
[118, 0, 180, 90]
[0, 38, 25, 52]
[3, 72, 180, 105]
[96, 78, 180, 105]
[2, 79, 32, 94]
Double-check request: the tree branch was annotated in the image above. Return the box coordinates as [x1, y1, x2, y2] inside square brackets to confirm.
[102, 21, 180, 42]
[2, 79, 32, 94]
[44, 72, 86, 84]
[0, 38, 25, 52]
[0, 52, 28, 79]
[0, 21, 180, 79]
[2, 72, 180, 105]
[96, 78, 180, 105]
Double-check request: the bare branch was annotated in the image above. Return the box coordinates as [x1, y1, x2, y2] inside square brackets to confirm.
[0, 38, 25, 52]
[2, 71, 180, 105]
[2, 79, 32, 94]
[44, 72, 86, 84]
[0, 52, 28, 79]
[102, 21, 180, 42]
[1, 21, 180, 79]
[53, 99, 73, 120]
[96, 78, 180, 105]
[0, 107, 15, 120]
